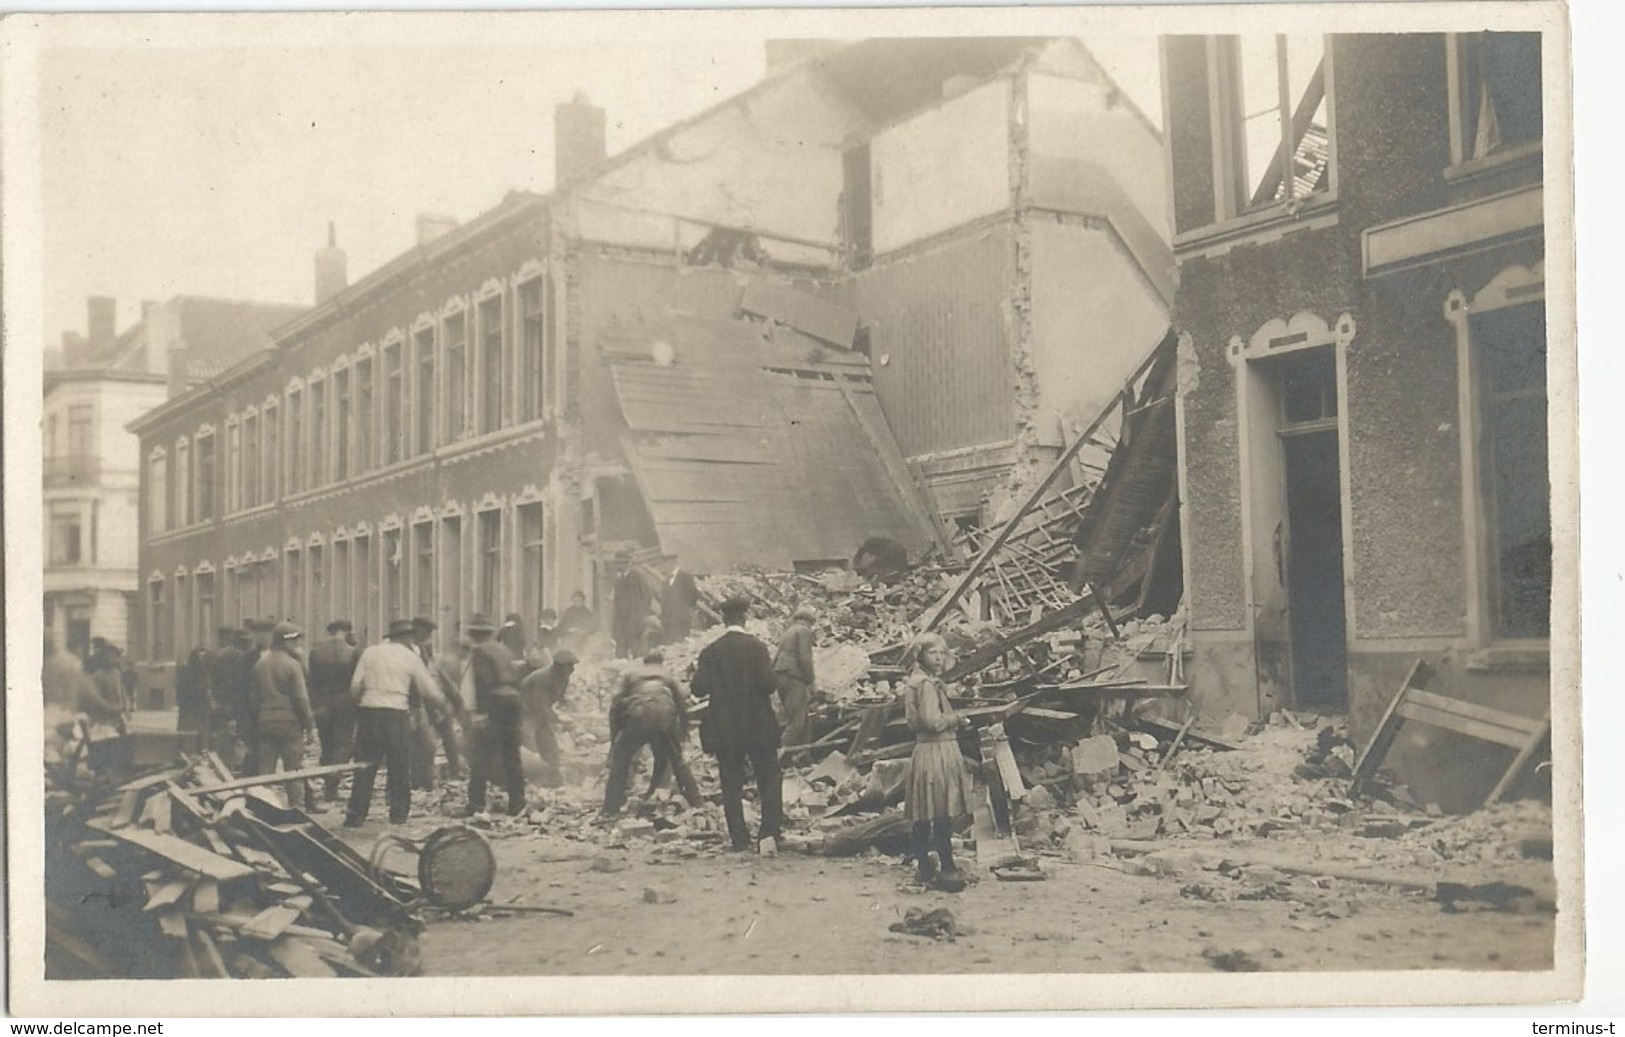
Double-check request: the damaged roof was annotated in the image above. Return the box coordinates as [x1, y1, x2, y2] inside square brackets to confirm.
[602, 312, 936, 573]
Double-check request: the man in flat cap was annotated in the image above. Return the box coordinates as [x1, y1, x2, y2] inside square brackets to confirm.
[463, 613, 527, 818]
[346, 618, 449, 827]
[308, 619, 360, 803]
[694, 596, 784, 853]
[253, 622, 317, 810]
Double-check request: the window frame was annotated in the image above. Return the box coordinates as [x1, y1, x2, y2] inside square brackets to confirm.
[477, 287, 506, 435]
[1445, 261, 1550, 656]
[1175, 34, 1340, 250]
[1443, 31, 1544, 181]
[515, 266, 552, 423]
[286, 380, 305, 496]
[443, 303, 470, 443]
[148, 445, 169, 534]
[382, 336, 407, 466]
[175, 436, 192, 527]
[194, 427, 217, 522]
[354, 349, 375, 475]
[413, 319, 438, 456]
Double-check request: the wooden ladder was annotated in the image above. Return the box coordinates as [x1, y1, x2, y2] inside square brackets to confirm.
[1350, 660, 1552, 807]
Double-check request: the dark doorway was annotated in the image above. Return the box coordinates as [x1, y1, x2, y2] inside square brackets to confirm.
[1282, 429, 1348, 710]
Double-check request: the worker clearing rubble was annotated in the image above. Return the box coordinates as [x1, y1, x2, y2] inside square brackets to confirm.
[346, 618, 453, 828]
[463, 613, 528, 818]
[409, 616, 466, 787]
[519, 648, 577, 788]
[601, 651, 703, 817]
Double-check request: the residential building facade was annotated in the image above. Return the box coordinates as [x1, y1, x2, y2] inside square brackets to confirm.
[1162, 31, 1552, 808]
[45, 296, 301, 663]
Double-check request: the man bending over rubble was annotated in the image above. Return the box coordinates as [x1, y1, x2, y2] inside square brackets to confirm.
[601, 651, 703, 817]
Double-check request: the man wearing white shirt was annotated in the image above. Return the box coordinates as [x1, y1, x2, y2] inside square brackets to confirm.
[345, 618, 449, 827]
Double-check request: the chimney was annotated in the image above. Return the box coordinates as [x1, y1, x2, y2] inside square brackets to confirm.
[314, 222, 348, 305]
[415, 213, 459, 247]
[87, 296, 115, 351]
[554, 92, 606, 187]
[145, 302, 188, 398]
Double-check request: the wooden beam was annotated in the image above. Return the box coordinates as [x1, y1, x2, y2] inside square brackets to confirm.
[187, 762, 365, 797]
[941, 593, 1097, 683]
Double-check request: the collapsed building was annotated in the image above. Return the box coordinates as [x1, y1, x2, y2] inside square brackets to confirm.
[127, 36, 1171, 664]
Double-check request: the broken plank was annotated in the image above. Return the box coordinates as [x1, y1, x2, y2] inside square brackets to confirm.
[941, 594, 1097, 683]
[155, 908, 189, 939]
[265, 936, 341, 978]
[1154, 714, 1197, 773]
[83, 857, 117, 880]
[117, 766, 190, 793]
[192, 878, 221, 915]
[1134, 714, 1240, 751]
[108, 789, 141, 829]
[144, 879, 192, 911]
[241, 905, 303, 941]
[70, 839, 121, 856]
[84, 820, 257, 882]
[193, 927, 230, 977]
[187, 762, 365, 797]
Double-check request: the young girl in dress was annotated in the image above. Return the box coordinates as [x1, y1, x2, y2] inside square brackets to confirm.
[902, 632, 975, 886]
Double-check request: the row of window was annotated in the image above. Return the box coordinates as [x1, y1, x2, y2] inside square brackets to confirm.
[1192, 32, 1541, 231]
[148, 266, 554, 535]
[148, 500, 548, 662]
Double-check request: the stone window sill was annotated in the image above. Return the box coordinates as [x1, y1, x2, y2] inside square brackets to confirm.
[1173, 193, 1340, 256]
[1443, 141, 1543, 187]
[1464, 643, 1550, 673]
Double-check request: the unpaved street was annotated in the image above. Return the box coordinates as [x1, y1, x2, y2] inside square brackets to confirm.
[333, 789, 1556, 976]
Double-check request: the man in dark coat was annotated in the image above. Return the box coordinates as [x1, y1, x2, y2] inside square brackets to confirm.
[463, 613, 527, 817]
[176, 644, 210, 747]
[308, 620, 360, 802]
[659, 561, 700, 645]
[694, 596, 784, 852]
[612, 560, 653, 659]
[206, 628, 247, 762]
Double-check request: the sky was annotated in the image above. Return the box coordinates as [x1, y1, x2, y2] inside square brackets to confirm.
[33, 19, 1161, 349]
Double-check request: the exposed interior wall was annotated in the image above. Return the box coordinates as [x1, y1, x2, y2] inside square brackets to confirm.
[844, 224, 1016, 460]
[576, 68, 860, 251]
[1027, 72, 1170, 242]
[869, 79, 1012, 254]
[1027, 222, 1170, 438]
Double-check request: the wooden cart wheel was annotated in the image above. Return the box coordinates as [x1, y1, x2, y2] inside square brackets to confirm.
[417, 826, 496, 912]
[368, 825, 495, 912]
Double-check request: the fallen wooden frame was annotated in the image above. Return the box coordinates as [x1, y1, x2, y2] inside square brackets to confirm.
[1350, 659, 1551, 807]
